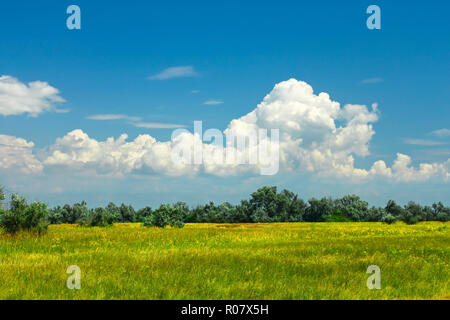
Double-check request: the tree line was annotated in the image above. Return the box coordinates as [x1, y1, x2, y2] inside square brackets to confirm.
[0, 186, 449, 235]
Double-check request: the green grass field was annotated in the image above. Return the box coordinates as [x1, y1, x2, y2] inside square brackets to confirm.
[0, 222, 449, 299]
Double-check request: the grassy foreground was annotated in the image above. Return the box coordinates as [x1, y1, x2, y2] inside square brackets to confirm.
[0, 222, 449, 299]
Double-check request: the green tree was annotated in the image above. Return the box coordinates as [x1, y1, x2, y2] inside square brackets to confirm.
[0, 186, 5, 203]
[304, 197, 333, 222]
[143, 204, 185, 228]
[0, 194, 49, 235]
[385, 200, 403, 219]
[120, 203, 136, 222]
[136, 206, 152, 222]
[335, 195, 369, 221]
[83, 207, 115, 227]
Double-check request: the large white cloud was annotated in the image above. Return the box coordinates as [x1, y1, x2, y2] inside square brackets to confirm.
[1, 79, 449, 183]
[0, 75, 65, 116]
[224, 79, 379, 179]
[43, 129, 198, 177]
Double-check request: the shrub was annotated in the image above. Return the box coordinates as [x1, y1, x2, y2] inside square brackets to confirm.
[436, 212, 449, 222]
[381, 213, 397, 224]
[385, 200, 403, 219]
[325, 210, 351, 222]
[401, 210, 419, 225]
[366, 207, 386, 222]
[335, 195, 368, 221]
[48, 206, 64, 224]
[170, 219, 185, 228]
[143, 204, 185, 228]
[0, 186, 5, 203]
[79, 207, 115, 227]
[304, 197, 332, 222]
[0, 209, 22, 234]
[22, 202, 49, 234]
[0, 195, 49, 235]
[136, 206, 152, 222]
[251, 207, 272, 223]
[119, 203, 136, 222]
[143, 208, 169, 228]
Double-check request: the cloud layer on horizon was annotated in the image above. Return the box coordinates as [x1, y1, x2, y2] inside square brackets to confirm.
[1, 79, 449, 183]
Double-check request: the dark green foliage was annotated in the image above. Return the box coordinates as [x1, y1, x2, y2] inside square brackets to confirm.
[136, 206, 152, 222]
[119, 203, 136, 222]
[325, 210, 351, 222]
[48, 206, 64, 224]
[403, 202, 424, 224]
[335, 195, 369, 221]
[143, 204, 185, 228]
[106, 202, 121, 222]
[436, 212, 449, 222]
[304, 197, 332, 222]
[0, 186, 5, 203]
[1, 185, 449, 230]
[385, 200, 403, 219]
[143, 205, 170, 228]
[0, 209, 22, 234]
[80, 207, 115, 227]
[0, 194, 49, 235]
[432, 202, 450, 222]
[381, 213, 397, 224]
[366, 207, 386, 222]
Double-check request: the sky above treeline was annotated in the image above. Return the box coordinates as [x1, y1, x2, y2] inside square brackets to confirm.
[0, 0, 449, 208]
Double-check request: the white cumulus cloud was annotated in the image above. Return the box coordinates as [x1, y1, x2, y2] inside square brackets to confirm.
[0, 134, 42, 173]
[0, 75, 65, 117]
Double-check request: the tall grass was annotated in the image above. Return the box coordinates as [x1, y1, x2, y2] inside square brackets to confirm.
[0, 222, 448, 299]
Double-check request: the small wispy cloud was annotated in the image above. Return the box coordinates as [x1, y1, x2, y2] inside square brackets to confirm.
[148, 66, 198, 80]
[132, 122, 187, 129]
[203, 99, 224, 105]
[87, 114, 185, 129]
[87, 114, 142, 122]
[430, 128, 450, 137]
[54, 108, 71, 114]
[403, 138, 446, 146]
[191, 90, 200, 94]
[360, 77, 383, 84]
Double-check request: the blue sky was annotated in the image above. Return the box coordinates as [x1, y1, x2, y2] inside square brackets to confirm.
[0, 0, 449, 207]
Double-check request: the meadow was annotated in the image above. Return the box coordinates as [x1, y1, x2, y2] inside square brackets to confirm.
[0, 222, 448, 300]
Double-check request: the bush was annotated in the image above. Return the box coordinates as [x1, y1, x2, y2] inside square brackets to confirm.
[401, 210, 419, 225]
[170, 219, 185, 228]
[325, 210, 351, 222]
[0, 194, 49, 235]
[48, 206, 64, 224]
[143, 209, 169, 228]
[80, 207, 115, 227]
[136, 206, 152, 222]
[436, 212, 449, 222]
[143, 204, 185, 228]
[381, 213, 397, 224]
[0, 209, 22, 234]
[23, 202, 49, 234]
